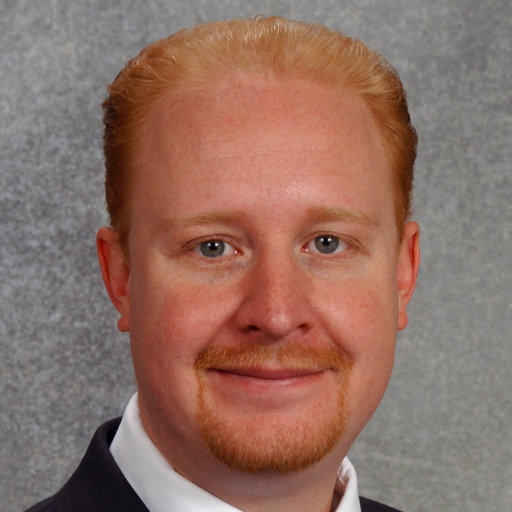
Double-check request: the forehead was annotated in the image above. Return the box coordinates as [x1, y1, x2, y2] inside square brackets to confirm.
[131, 74, 392, 225]
[144, 74, 382, 158]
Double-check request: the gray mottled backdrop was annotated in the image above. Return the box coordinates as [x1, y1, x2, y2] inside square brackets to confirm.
[1, 1, 510, 511]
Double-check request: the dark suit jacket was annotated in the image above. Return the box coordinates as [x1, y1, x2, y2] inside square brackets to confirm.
[26, 419, 402, 512]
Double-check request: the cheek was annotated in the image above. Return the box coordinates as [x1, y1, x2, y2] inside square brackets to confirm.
[324, 276, 398, 396]
[128, 283, 213, 415]
[326, 277, 397, 348]
[129, 274, 236, 370]
[324, 283, 398, 434]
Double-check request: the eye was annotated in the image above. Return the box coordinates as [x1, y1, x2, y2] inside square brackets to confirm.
[194, 239, 237, 258]
[305, 235, 347, 255]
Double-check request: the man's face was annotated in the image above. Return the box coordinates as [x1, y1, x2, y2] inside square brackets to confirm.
[98, 75, 419, 478]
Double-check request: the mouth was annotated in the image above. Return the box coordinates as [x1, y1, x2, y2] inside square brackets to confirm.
[204, 365, 335, 393]
[200, 364, 340, 413]
[212, 366, 327, 380]
[194, 345, 348, 392]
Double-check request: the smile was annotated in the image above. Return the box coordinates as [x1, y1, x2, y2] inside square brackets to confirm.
[213, 366, 327, 380]
[204, 366, 335, 394]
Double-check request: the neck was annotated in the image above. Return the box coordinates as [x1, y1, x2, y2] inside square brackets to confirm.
[211, 470, 341, 512]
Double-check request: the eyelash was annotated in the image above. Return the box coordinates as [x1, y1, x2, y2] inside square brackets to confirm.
[192, 238, 239, 258]
[190, 234, 353, 259]
[303, 235, 349, 255]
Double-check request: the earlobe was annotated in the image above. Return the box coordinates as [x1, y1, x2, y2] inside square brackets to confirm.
[96, 227, 131, 332]
[397, 221, 420, 330]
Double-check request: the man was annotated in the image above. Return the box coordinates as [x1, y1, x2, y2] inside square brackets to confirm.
[27, 16, 420, 512]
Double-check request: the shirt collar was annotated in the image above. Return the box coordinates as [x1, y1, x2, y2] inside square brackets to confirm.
[110, 394, 361, 512]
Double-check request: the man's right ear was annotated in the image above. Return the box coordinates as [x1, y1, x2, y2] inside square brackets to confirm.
[96, 227, 130, 332]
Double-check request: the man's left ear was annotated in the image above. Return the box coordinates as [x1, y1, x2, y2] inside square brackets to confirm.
[397, 221, 420, 330]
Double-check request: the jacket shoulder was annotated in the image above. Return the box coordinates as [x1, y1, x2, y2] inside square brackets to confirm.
[25, 497, 53, 512]
[24, 418, 148, 512]
[360, 496, 403, 512]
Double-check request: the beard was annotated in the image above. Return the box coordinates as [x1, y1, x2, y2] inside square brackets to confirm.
[194, 343, 351, 474]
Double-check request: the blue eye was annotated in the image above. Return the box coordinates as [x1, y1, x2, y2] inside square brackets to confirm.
[196, 240, 236, 258]
[307, 235, 345, 254]
[199, 240, 225, 258]
[314, 236, 339, 253]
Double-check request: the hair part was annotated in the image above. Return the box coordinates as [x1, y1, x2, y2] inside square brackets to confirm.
[103, 17, 417, 250]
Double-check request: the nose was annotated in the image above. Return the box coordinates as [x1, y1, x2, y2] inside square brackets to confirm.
[232, 250, 314, 341]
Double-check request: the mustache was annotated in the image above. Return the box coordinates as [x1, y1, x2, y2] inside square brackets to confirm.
[194, 344, 351, 373]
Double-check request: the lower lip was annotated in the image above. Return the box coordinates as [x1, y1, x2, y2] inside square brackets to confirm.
[208, 369, 327, 390]
[203, 369, 338, 412]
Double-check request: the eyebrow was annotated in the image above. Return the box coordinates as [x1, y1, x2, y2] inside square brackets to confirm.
[156, 207, 377, 234]
[305, 206, 379, 226]
[155, 211, 245, 232]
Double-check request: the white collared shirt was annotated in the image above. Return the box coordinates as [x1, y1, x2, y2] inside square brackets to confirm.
[110, 394, 361, 512]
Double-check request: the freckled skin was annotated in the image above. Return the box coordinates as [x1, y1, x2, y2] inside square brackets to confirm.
[97, 74, 420, 512]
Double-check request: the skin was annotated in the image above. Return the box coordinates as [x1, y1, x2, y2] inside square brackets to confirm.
[97, 74, 420, 512]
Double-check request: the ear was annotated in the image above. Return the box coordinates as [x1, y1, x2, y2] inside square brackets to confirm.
[397, 221, 420, 330]
[96, 227, 130, 332]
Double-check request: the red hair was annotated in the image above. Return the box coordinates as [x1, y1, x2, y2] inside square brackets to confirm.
[103, 17, 417, 247]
